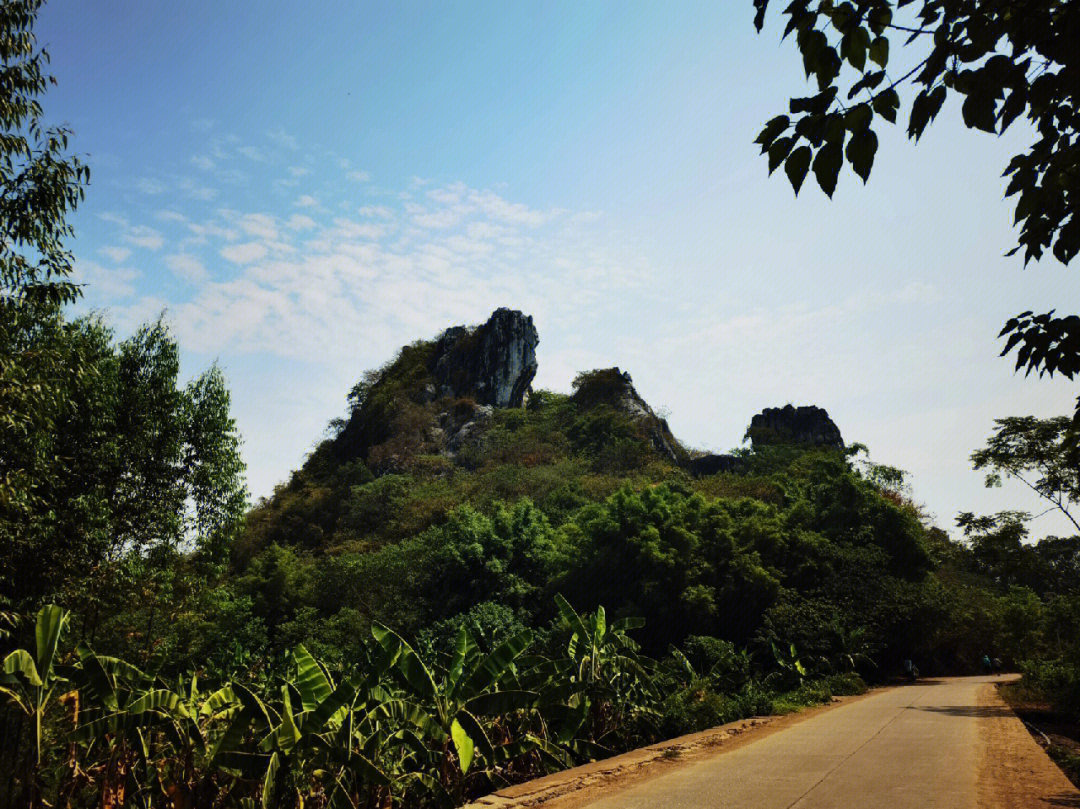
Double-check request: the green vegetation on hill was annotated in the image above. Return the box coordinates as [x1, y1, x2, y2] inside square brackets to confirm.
[3, 1, 1080, 804]
[6, 324, 1080, 808]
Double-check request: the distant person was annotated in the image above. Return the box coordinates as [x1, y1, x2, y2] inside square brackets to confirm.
[992, 657, 1002, 673]
[903, 658, 918, 682]
[981, 654, 992, 674]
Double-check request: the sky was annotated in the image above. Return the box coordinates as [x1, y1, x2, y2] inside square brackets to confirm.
[36, 1, 1078, 536]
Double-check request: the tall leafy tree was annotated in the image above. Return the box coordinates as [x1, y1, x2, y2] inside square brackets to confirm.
[750, 1, 1079, 414]
[0, 317, 248, 615]
[971, 415, 1080, 532]
[0, 0, 90, 513]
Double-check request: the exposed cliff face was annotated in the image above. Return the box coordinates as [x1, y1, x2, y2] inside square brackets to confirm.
[745, 404, 844, 449]
[429, 308, 538, 408]
[330, 309, 537, 470]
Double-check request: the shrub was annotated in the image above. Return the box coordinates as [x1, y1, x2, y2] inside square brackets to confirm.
[659, 680, 774, 737]
[1021, 658, 1080, 722]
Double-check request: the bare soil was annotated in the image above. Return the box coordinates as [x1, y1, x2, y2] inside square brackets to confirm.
[978, 682, 1080, 808]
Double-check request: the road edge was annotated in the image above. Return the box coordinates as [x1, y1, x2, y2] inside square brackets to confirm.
[464, 688, 881, 809]
[977, 680, 1080, 808]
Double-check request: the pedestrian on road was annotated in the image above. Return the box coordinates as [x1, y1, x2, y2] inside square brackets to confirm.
[981, 654, 992, 674]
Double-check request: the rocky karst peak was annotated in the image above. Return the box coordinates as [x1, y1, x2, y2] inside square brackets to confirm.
[745, 404, 844, 449]
[428, 308, 538, 408]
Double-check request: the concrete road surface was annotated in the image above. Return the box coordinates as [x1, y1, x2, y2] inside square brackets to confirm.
[579, 676, 1077, 809]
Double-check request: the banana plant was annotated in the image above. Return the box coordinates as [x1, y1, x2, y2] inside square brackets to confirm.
[205, 643, 405, 809]
[549, 594, 659, 746]
[1, 605, 71, 768]
[765, 641, 809, 690]
[370, 622, 544, 803]
[68, 645, 205, 808]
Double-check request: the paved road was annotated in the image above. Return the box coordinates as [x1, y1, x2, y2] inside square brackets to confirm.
[580, 676, 1073, 809]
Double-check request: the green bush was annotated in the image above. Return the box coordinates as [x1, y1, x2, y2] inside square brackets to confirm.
[659, 680, 774, 737]
[1021, 658, 1080, 722]
[821, 672, 869, 696]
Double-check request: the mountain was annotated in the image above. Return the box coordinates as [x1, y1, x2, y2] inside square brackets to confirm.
[235, 309, 933, 666]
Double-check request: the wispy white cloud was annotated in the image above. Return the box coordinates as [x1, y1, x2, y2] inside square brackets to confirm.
[236, 213, 279, 241]
[135, 177, 168, 195]
[179, 177, 217, 201]
[267, 128, 298, 150]
[99, 245, 132, 263]
[294, 194, 319, 208]
[75, 259, 139, 299]
[99, 180, 640, 364]
[125, 226, 165, 250]
[285, 214, 317, 231]
[221, 242, 270, 264]
[190, 155, 215, 171]
[347, 170, 370, 183]
[100, 213, 165, 251]
[164, 253, 208, 282]
[237, 145, 266, 162]
[288, 166, 310, 178]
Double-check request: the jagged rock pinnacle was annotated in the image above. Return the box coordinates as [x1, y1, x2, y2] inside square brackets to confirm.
[429, 308, 538, 408]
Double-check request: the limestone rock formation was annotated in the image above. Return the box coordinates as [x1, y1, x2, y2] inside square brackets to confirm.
[429, 308, 538, 408]
[571, 367, 683, 465]
[746, 404, 844, 449]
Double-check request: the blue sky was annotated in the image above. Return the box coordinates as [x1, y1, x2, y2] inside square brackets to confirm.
[39, 1, 1077, 535]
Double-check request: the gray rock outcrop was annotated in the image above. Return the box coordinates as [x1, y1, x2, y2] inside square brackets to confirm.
[429, 308, 538, 408]
[688, 453, 748, 476]
[746, 404, 844, 449]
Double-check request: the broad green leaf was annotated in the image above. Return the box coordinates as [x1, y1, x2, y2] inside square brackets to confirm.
[611, 616, 645, 632]
[35, 605, 68, 679]
[768, 136, 795, 174]
[455, 708, 493, 764]
[755, 115, 790, 149]
[2, 649, 41, 687]
[447, 626, 469, 691]
[274, 684, 302, 753]
[450, 717, 475, 773]
[126, 688, 189, 718]
[868, 36, 889, 68]
[458, 628, 533, 698]
[840, 29, 868, 72]
[292, 644, 333, 711]
[463, 689, 537, 716]
[372, 623, 437, 702]
[872, 88, 900, 123]
[262, 752, 280, 809]
[962, 93, 997, 133]
[844, 103, 872, 133]
[0, 685, 31, 714]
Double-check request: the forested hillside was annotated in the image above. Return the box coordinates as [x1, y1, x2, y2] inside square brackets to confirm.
[4, 0, 1080, 803]
[6, 306, 1080, 808]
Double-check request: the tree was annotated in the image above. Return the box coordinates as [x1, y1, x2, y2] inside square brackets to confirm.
[750, 1, 1079, 408]
[971, 415, 1079, 533]
[0, 0, 89, 521]
[0, 317, 247, 617]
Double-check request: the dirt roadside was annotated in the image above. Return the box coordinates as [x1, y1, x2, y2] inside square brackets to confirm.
[463, 689, 880, 809]
[977, 682, 1080, 808]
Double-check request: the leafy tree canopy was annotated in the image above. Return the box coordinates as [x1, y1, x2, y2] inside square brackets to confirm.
[751, 0, 1079, 415]
[971, 415, 1080, 533]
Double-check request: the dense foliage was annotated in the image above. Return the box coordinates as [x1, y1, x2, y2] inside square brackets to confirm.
[3, 0, 1080, 805]
[751, 0, 1080, 432]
